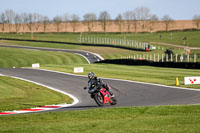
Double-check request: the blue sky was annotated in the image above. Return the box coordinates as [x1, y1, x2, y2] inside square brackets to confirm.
[0, 0, 199, 20]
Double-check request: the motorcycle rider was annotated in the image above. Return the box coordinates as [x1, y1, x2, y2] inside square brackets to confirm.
[85, 72, 114, 97]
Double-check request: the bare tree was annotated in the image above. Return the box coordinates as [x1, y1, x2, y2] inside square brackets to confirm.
[149, 14, 159, 32]
[62, 13, 70, 32]
[14, 13, 22, 33]
[135, 7, 152, 32]
[162, 15, 174, 31]
[123, 11, 138, 33]
[41, 16, 49, 32]
[33, 13, 42, 33]
[71, 14, 80, 32]
[5, 9, 15, 32]
[123, 11, 133, 32]
[21, 13, 28, 33]
[53, 15, 62, 32]
[115, 14, 123, 33]
[0, 13, 6, 33]
[131, 11, 138, 33]
[27, 13, 34, 33]
[83, 13, 96, 32]
[193, 14, 200, 29]
[99, 11, 111, 32]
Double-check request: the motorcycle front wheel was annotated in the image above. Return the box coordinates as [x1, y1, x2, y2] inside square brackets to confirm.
[110, 97, 117, 105]
[94, 92, 104, 106]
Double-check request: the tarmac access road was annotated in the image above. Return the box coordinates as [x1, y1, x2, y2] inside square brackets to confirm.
[1, 68, 200, 113]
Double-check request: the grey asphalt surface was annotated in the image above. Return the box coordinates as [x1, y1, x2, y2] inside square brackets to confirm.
[0, 44, 103, 63]
[1, 44, 200, 112]
[1, 68, 200, 112]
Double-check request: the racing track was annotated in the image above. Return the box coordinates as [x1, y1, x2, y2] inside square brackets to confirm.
[1, 68, 200, 113]
[1, 45, 200, 113]
[0, 44, 104, 63]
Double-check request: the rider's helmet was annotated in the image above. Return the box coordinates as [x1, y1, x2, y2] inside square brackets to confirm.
[88, 72, 95, 79]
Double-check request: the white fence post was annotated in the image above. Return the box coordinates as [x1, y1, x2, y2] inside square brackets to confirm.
[180, 54, 183, 62]
[150, 54, 152, 61]
[194, 54, 197, 63]
[166, 54, 168, 62]
[171, 54, 173, 62]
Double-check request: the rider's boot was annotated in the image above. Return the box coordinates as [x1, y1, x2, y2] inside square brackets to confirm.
[109, 91, 114, 97]
[107, 85, 114, 97]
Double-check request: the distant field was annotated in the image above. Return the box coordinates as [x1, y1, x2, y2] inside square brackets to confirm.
[0, 31, 200, 47]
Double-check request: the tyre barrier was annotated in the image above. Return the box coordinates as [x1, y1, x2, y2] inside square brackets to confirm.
[97, 59, 200, 69]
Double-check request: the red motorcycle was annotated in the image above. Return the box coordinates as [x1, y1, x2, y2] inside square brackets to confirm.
[84, 84, 117, 106]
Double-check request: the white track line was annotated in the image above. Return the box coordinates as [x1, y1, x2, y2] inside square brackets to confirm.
[0, 44, 104, 61]
[34, 68, 200, 92]
[0, 74, 79, 115]
[75, 53, 90, 64]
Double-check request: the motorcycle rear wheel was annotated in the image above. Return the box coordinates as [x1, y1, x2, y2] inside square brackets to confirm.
[94, 93, 104, 106]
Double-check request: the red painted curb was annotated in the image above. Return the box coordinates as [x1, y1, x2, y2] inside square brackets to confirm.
[0, 112, 16, 115]
[18, 109, 44, 112]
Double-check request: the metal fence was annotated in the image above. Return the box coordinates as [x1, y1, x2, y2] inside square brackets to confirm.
[78, 36, 151, 51]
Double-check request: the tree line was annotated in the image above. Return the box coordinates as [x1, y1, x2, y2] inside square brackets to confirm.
[0, 7, 200, 33]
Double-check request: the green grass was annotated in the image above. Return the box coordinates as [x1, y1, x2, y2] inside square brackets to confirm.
[1, 105, 200, 133]
[0, 47, 88, 68]
[0, 33, 79, 43]
[120, 31, 200, 47]
[41, 63, 200, 89]
[0, 31, 200, 47]
[0, 76, 72, 112]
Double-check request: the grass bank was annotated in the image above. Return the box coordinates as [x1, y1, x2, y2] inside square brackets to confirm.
[1, 105, 200, 133]
[0, 76, 72, 112]
[0, 47, 87, 68]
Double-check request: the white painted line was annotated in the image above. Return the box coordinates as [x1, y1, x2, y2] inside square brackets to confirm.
[8, 75, 79, 105]
[0, 73, 79, 115]
[75, 53, 90, 64]
[0, 44, 104, 61]
[33, 68, 200, 92]
[87, 51, 104, 60]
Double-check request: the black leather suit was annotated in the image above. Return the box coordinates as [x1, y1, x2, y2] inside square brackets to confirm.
[88, 77, 113, 95]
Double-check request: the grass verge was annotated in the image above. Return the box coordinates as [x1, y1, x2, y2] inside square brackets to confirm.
[0, 76, 72, 112]
[1, 105, 200, 133]
[0, 47, 88, 68]
[42, 63, 200, 89]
